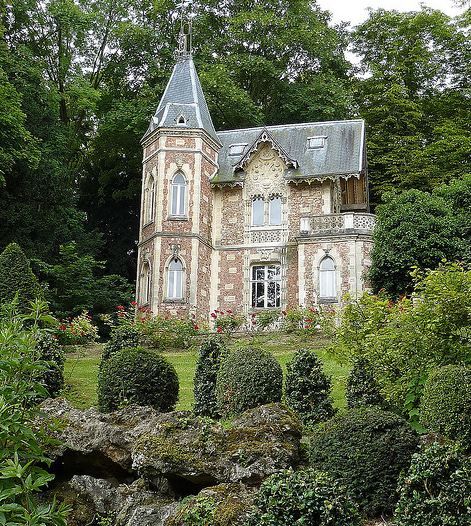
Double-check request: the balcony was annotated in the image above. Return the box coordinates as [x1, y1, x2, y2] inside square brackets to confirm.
[299, 213, 375, 237]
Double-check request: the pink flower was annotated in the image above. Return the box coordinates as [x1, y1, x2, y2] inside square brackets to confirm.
[217, 326, 223, 333]
[116, 305, 125, 311]
[211, 312, 217, 318]
[131, 301, 137, 306]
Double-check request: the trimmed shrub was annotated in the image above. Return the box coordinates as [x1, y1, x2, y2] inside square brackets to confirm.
[0, 242, 42, 308]
[309, 407, 419, 517]
[395, 442, 471, 526]
[216, 348, 282, 418]
[285, 349, 334, 426]
[102, 324, 140, 361]
[35, 332, 65, 397]
[246, 469, 361, 526]
[346, 357, 385, 409]
[193, 337, 224, 418]
[98, 347, 179, 412]
[420, 365, 471, 448]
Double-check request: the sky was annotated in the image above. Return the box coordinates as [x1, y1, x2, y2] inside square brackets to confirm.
[316, 0, 463, 26]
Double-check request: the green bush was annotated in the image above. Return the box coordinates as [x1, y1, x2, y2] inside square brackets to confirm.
[102, 324, 140, 361]
[139, 315, 198, 350]
[420, 365, 471, 448]
[193, 338, 224, 418]
[309, 407, 419, 517]
[35, 332, 65, 397]
[246, 469, 361, 526]
[285, 349, 334, 426]
[346, 357, 385, 409]
[0, 242, 42, 308]
[98, 347, 179, 412]
[394, 442, 471, 526]
[216, 348, 282, 418]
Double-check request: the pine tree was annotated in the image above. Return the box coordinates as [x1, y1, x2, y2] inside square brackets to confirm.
[0, 242, 42, 308]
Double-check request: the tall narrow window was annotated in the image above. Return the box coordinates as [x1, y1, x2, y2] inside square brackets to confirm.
[251, 264, 281, 308]
[167, 258, 184, 300]
[269, 196, 282, 225]
[252, 197, 264, 226]
[145, 176, 155, 224]
[171, 172, 187, 217]
[141, 262, 151, 304]
[319, 256, 336, 299]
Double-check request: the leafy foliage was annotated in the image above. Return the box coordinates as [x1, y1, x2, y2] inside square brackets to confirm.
[346, 357, 385, 409]
[193, 337, 224, 418]
[35, 331, 65, 398]
[216, 348, 282, 418]
[420, 365, 471, 449]
[285, 349, 334, 426]
[56, 310, 99, 345]
[102, 324, 140, 362]
[0, 304, 69, 524]
[246, 469, 361, 526]
[394, 442, 471, 526]
[309, 407, 419, 517]
[330, 263, 471, 409]
[98, 347, 179, 412]
[0, 242, 42, 308]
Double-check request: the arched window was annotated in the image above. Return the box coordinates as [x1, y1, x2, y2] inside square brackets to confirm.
[170, 172, 187, 217]
[145, 176, 155, 223]
[251, 196, 264, 226]
[269, 195, 282, 225]
[167, 258, 184, 300]
[141, 262, 152, 304]
[319, 256, 336, 299]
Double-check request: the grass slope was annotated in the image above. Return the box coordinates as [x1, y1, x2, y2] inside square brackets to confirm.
[63, 333, 349, 411]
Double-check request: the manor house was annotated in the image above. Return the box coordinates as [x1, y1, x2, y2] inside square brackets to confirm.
[136, 42, 375, 319]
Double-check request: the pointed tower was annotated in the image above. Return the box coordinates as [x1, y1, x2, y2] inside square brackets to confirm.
[137, 22, 220, 318]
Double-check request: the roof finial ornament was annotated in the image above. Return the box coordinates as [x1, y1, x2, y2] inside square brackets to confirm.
[175, 2, 193, 61]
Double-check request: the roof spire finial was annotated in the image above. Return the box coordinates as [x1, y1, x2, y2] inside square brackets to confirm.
[175, 2, 192, 61]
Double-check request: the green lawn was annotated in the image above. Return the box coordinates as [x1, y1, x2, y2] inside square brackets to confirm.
[63, 333, 350, 411]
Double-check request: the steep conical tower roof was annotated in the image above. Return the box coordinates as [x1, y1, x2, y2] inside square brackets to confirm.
[143, 28, 218, 144]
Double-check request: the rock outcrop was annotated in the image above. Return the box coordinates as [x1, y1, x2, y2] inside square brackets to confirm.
[41, 398, 302, 525]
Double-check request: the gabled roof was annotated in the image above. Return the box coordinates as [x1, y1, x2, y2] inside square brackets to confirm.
[143, 57, 219, 144]
[212, 119, 366, 185]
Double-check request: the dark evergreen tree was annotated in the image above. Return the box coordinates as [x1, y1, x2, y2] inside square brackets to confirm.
[193, 337, 224, 418]
[346, 357, 385, 409]
[285, 349, 334, 426]
[0, 242, 42, 308]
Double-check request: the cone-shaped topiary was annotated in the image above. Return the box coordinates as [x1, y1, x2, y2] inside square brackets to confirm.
[0, 242, 42, 308]
[193, 337, 224, 418]
[285, 349, 334, 426]
[216, 348, 282, 418]
[420, 365, 471, 449]
[98, 347, 179, 412]
[309, 407, 419, 517]
[346, 357, 385, 409]
[246, 469, 361, 526]
[35, 331, 65, 397]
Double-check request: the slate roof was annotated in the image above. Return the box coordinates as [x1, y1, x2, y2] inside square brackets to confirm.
[143, 57, 219, 144]
[213, 120, 366, 185]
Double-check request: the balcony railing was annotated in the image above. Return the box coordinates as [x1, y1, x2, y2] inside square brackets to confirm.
[300, 213, 376, 236]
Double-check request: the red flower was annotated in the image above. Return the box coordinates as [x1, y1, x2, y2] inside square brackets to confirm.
[216, 326, 223, 333]
[131, 301, 137, 306]
[194, 324, 199, 331]
[211, 312, 217, 318]
[116, 305, 125, 311]
[59, 324, 66, 331]
[227, 309, 232, 314]
[306, 318, 313, 323]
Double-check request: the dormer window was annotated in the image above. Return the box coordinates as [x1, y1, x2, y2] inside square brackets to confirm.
[228, 144, 247, 156]
[307, 136, 326, 149]
[177, 115, 187, 126]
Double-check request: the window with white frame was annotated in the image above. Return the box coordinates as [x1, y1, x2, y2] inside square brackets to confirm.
[141, 262, 151, 304]
[251, 195, 283, 227]
[170, 172, 187, 217]
[251, 264, 281, 308]
[167, 258, 184, 300]
[145, 176, 155, 224]
[319, 256, 336, 299]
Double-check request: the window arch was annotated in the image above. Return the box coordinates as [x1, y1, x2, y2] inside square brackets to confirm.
[251, 196, 264, 226]
[141, 262, 152, 304]
[167, 257, 184, 300]
[145, 175, 155, 224]
[269, 195, 282, 225]
[170, 172, 187, 217]
[319, 256, 336, 299]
